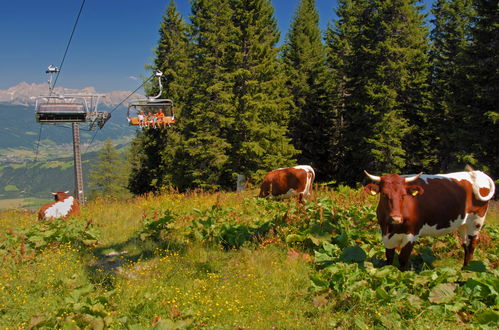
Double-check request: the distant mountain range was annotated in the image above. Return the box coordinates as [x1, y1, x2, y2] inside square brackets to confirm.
[0, 82, 143, 108]
[0, 83, 143, 202]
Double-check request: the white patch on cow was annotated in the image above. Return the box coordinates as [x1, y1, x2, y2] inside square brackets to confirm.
[44, 196, 74, 219]
[293, 165, 315, 197]
[382, 233, 417, 249]
[457, 214, 486, 244]
[293, 165, 313, 172]
[384, 212, 486, 249]
[419, 214, 468, 237]
[404, 171, 495, 201]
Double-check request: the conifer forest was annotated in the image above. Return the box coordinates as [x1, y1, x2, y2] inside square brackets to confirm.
[128, 0, 498, 193]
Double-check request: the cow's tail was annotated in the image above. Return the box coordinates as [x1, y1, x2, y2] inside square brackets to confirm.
[470, 171, 496, 201]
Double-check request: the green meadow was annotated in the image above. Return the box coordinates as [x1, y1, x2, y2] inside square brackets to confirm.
[0, 188, 497, 329]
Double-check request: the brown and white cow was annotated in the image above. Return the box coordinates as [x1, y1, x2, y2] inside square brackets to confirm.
[38, 191, 80, 220]
[259, 165, 315, 201]
[364, 170, 495, 270]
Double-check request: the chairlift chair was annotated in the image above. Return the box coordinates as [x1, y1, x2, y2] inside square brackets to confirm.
[127, 70, 176, 129]
[35, 94, 110, 129]
[127, 98, 175, 128]
[34, 65, 110, 130]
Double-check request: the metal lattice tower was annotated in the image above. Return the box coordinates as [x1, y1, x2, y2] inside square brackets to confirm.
[72, 123, 85, 204]
[35, 66, 111, 205]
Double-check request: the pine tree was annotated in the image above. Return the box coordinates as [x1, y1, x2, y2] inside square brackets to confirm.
[227, 0, 298, 183]
[430, 0, 475, 171]
[89, 139, 130, 199]
[282, 0, 335, 180]
[174, 0, 237, 190]
[128, 0, 190, 194]
[466, 0, 498, 177]
[327, 0, 431, 183]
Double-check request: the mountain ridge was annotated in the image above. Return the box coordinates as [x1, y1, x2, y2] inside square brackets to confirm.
[0, 82, 144, 108]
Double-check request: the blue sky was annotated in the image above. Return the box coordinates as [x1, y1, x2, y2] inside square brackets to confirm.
[0, 0, 433, 93]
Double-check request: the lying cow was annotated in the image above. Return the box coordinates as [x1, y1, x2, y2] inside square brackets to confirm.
[38, 191, 80, 220]
[364, 169, 495, 270]
[259, 165, 315, 202]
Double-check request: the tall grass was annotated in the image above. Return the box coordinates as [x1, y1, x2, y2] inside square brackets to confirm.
[0, 188, 497, 328]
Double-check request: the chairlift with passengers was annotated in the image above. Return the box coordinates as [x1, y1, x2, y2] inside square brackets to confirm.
[34, 65, 111, 130]
[127, 70, 176, 129]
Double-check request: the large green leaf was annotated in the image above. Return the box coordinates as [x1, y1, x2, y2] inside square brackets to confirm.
[474, 309, 499, 325]
[339, 246, 366, 263]
[463, 261, 487, 272]
[428, 283, 457, 304]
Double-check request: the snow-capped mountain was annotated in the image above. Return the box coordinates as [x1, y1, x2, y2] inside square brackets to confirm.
[0, 82, 143, 108]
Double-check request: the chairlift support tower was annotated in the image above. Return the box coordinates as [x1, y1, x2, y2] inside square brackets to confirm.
[34, 66, 111, 205]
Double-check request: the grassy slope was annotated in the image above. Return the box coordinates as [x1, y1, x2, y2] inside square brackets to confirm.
[0, 189, 497, 329]
[0, 103, 134, 200]
[0, 198, 48, 210]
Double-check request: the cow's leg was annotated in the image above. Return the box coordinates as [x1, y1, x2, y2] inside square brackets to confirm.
[385, 248, 395, 265]
[457, 224, 470, 265]
[297, 193, 304, 204]
[463, 235, 479, 267]
[398, 242, 414, 271]
[461, 214, 484, 267]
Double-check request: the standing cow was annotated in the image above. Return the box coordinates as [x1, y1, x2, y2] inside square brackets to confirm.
[259, 165, 315, 202]
[364, 169, 495, 270]
[38, 191, 80, 220]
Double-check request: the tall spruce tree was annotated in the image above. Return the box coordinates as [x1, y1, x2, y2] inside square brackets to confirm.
[465, 0, 499, 177]
[128, 0, 190, 194]
[174, 0, 237, 190]
[227, 0, 297, 182]
[282, 0, 335, 180]
[327, 0, 431, 184]
[430, 0, 475, 172]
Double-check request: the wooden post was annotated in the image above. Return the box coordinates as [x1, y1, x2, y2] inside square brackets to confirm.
[72, 123, 85, 205]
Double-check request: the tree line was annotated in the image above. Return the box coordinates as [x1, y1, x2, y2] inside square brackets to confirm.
[109, 0, 497, 196]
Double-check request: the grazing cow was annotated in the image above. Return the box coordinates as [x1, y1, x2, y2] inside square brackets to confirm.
[364, 169, 495, 270]
[38, 191, 80, 220]
[259, 165, 315, 201]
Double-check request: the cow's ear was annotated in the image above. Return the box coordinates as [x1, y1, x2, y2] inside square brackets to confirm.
[407, 185, 424, 197]
[364, 183, 380, 196]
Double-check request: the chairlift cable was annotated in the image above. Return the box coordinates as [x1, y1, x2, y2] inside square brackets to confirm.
[82, 73, 156, 155]
[109, 73, 156, 115]
[50, 0, 87, 93]
[83, 130, 100, 154]
[32, 124, 44, 163]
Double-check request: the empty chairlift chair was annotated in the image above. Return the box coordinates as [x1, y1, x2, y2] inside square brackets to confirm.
[36, 101, 87, 123]
[35, 94, 110, 129]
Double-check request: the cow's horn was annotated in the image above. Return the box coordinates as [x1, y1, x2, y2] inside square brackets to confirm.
[64, 190, 70, 194]
[404, 172, 423, 183]
[51, 192, 57, 195]
[364, 170, 381, 182]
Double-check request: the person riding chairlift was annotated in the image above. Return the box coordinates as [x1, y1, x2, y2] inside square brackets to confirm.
[145, 111, 154, 128]
[156, 108, 165, 128]
[138, 110, 145, 128]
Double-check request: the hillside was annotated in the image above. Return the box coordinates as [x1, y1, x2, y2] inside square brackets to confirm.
[0, 189, 497, 328]
[0, 103, 135, 200]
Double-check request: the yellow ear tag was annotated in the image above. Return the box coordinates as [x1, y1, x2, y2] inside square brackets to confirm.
[370, 190, 377, 195]
[411, 190, 418, 196]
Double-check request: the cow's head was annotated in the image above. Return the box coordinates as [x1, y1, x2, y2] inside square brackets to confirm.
[51, 191, 71, 201]
[364, 171, 424, 224]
